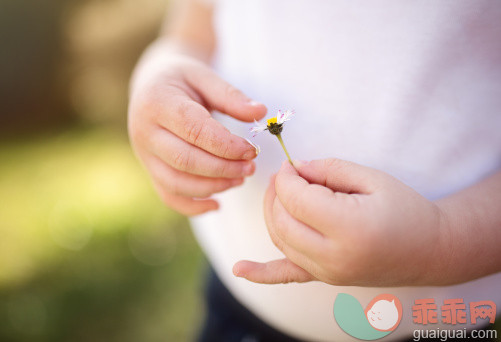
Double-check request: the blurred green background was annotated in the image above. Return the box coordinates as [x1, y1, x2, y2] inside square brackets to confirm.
[2, 1, 500, 341]
[0, 0, 206, 341]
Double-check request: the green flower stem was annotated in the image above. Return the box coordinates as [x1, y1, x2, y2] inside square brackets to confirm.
[276, 134, 293, 165]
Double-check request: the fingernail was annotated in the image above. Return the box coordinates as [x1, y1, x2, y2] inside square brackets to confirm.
[243, 150, 256, 160]
[244, 138, 261, 158]
[292, 160, 308, 168]
[281, 160, 291, 169]
[243, 162, 254, 176]
[232, 264, 242, 277]
[247, 100, 263, 107]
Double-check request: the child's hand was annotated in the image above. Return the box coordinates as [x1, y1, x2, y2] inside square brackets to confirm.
[234, 159, 450, 286]
[128, 41, 266, 216]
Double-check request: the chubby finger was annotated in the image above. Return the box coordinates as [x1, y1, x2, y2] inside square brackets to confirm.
[233, 259, 315, 284]
[264, 176, 326, 258]
[275, 162, 358, 234]
[263, 177, 323, 277]
[271, 197, 327, 259]
[293, 159, 381, 194]
[264, 175, 291, 253]
[148, 156, 244, 198]
[185, 65, 267, 122]
[153, 179, 218, 216]
[151, 128, 255, 178]
[157, 92, 259, 160]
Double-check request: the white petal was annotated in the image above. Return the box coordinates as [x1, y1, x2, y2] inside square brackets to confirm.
[250, 126, 267, 133]
[250, 120, 268, 136]
[276, 110, 284, 124]
[277, 109, 294, 124]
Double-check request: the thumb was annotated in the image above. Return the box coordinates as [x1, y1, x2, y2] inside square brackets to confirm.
[185, 65, 267, 122]
[233, 259, 315, 284]
[292, 159, 383, 194]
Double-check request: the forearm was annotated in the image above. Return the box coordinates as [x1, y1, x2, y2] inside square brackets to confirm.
[130, 0, 215, 98]
[435, 169, 501, 284]
[160, 0, 215, 63]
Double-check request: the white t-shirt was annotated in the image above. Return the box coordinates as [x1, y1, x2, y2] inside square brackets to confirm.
[191, 1, 501, 341]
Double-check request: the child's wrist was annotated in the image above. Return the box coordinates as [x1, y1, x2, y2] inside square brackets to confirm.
[154, 37, 212, 63]
[431, 199, 468, 285]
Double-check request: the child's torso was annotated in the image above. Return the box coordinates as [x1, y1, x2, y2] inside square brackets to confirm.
[192, 1, 501, 340]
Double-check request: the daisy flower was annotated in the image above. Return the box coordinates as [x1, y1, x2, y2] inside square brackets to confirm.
[250, 109, 294, 164]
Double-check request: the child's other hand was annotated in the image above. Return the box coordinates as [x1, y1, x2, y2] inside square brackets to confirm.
[128, 41, 266, 216]
[234, 159, 450, 286]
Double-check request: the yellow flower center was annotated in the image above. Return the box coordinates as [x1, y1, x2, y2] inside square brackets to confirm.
[267, 117, 278, 125]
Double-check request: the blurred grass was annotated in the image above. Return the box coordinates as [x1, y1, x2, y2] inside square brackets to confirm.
[0, 0, 208, 340]
[0, 126, 205, 342]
